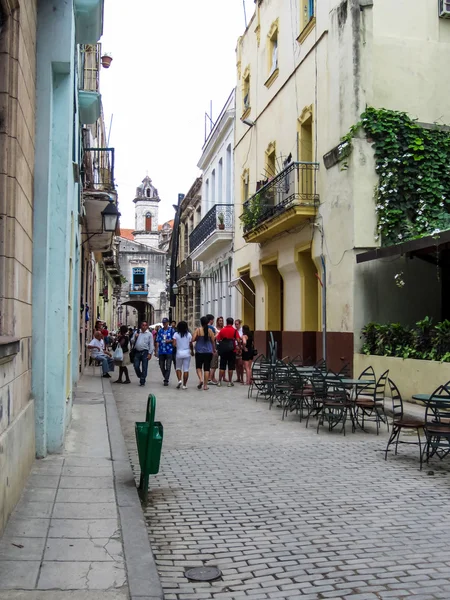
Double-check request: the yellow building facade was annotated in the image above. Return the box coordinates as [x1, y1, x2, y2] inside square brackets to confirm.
[233, 0, 450, 370]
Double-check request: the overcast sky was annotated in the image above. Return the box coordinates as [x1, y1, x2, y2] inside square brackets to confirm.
[100, 0, 255, 228]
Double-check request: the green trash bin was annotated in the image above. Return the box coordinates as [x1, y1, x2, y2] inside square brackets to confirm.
[135, 394, 163, 493]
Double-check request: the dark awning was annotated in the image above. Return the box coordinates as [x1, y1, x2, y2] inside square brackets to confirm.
[356, 229, 450, 265]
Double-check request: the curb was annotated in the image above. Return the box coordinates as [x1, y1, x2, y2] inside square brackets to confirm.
[102, 378, 164, 600]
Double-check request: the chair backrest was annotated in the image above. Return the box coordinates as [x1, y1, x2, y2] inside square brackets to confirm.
[424, 383, 450, 431]
[310, 369, 327, 398]
[373, 369, 389, 404]
[388, 378, 403, 420]
[338, 363, 351, 378]
[287, 363, 304, 390]
[325, 370, 347, 402]
[290, 354, 303, 366]
[357, 365, 376, 392]
[314, 358, 327, 373]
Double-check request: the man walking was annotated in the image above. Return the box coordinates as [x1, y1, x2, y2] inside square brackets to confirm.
[132, 321, 154, 386]
[88, 331, 115, 378]
[155, 318, 175, 386]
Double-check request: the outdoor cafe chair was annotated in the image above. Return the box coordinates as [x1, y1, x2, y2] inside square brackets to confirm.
[268, 360, 292, 410]
[420, 382, 450, 470]
[305, 369, 328, 428]
[281, 364, 306, 421]
[317, 373, 352, 436]
[354, 369, 390, 435]
[248, 355, 271, 400]
[384, 379, 424, 461]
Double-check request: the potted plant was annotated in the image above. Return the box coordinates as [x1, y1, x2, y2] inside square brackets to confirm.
[101, 53, 113, 69]
[218, 212, 225, 230]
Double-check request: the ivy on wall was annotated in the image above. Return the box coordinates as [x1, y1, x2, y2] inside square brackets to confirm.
[341, 107, 450, 246]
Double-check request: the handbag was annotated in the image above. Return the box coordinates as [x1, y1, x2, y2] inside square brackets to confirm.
[129, 333, 139, 362]
[113, 345, 124, 362]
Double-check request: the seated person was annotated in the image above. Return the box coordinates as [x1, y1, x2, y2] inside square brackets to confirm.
[88, 331, 115, 378]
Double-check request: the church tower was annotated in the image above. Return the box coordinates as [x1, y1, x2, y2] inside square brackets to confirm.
[132, 175, 160, 248]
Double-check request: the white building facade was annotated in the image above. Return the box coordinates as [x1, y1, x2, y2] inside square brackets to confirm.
[190, 91, 237, 321]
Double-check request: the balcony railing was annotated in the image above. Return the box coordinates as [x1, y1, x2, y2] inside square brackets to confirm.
[190, 204, 234, 253]
[177, 257, 201, 280]
[129, 284, 148, 296]
[240, 162, 319, 233]
[81, 147, 115, 193]
[79, 44, 100, 92]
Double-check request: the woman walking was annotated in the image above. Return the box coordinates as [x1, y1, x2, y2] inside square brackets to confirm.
[241, 324, 255, 385]
[113, 325, 131, 384]
[192, 316, 215, 390]
[173, 321, 193, 390]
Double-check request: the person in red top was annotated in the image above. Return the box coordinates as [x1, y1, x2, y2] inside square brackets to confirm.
[216, 317, 239, 387]
[101, 323, 109, 346]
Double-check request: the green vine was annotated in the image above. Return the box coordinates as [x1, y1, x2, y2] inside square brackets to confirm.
[341, 107, 450, 245]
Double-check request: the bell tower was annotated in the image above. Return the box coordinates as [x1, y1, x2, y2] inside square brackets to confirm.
[132, 175, 160, 248]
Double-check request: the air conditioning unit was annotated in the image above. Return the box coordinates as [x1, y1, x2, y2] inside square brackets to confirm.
[439, 0, 450, 18]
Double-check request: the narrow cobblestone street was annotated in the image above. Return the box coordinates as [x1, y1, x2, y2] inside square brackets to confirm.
[113, 361, 450, 600]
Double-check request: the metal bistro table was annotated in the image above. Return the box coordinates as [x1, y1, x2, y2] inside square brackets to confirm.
[340, 377, 377, 432]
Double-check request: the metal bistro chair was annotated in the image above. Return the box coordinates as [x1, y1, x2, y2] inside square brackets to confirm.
[354, 369, 390, 435]
[420, 382, 450, 470]
[385, 379, 424, 461]
[247, 354, 270, 400]
[317, 372, 352, 436]
[268, 360, 292, 410]
[305, 369, 328, 428]
[282, 364, 306, 421]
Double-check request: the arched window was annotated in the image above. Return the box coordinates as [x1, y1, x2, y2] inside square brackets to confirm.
[146, 188, 151, 198]
[145, 212, 152, 232]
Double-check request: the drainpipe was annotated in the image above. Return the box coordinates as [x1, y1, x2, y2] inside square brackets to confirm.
[320, 254, 327, 364]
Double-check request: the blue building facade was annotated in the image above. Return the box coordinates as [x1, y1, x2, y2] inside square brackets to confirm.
[32, 0, 105, 456]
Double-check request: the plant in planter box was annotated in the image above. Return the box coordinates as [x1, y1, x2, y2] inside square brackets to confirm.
[241, 193, 263, 232]
[430, 320, 450, 362]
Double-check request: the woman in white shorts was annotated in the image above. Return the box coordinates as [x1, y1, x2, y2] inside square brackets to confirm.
[173, 321, 193, 389]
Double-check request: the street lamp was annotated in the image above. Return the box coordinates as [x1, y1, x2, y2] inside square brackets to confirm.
[172, 283, 179, 295]
[101, 202, 121, 232]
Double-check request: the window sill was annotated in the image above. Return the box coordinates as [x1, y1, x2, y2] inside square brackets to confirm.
[297, 17, 316, 44]
[0, 337, 20, 365]
[241, 106, 251, 120]
[264, 68, 279, 89]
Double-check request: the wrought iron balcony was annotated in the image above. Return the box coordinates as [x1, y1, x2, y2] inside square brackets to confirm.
[189, 204, 234, 255]
[81, 147, 115, 193]
[240, 162, 319, 242]
[177, 257, 201, 281]
[129, 284, 148, 296]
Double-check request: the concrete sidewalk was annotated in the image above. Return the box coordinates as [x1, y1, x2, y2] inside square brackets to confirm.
[0, 373, 163, 600]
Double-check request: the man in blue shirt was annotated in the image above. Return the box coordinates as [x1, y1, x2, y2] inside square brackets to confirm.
[155, 318, 174, 386]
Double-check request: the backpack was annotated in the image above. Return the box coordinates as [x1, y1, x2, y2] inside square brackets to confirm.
[218, 330, 237, 356]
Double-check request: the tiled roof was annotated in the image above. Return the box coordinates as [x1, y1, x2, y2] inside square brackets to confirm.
[119, 228, 134, 241]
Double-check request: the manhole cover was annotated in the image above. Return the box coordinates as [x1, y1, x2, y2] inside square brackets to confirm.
[185, 566, 222, 582]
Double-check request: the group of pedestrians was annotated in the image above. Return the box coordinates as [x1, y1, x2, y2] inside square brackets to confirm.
[88, 315, 256, 391]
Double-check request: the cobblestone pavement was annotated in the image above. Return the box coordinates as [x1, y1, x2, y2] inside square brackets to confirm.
[113, 360, 450, 600]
